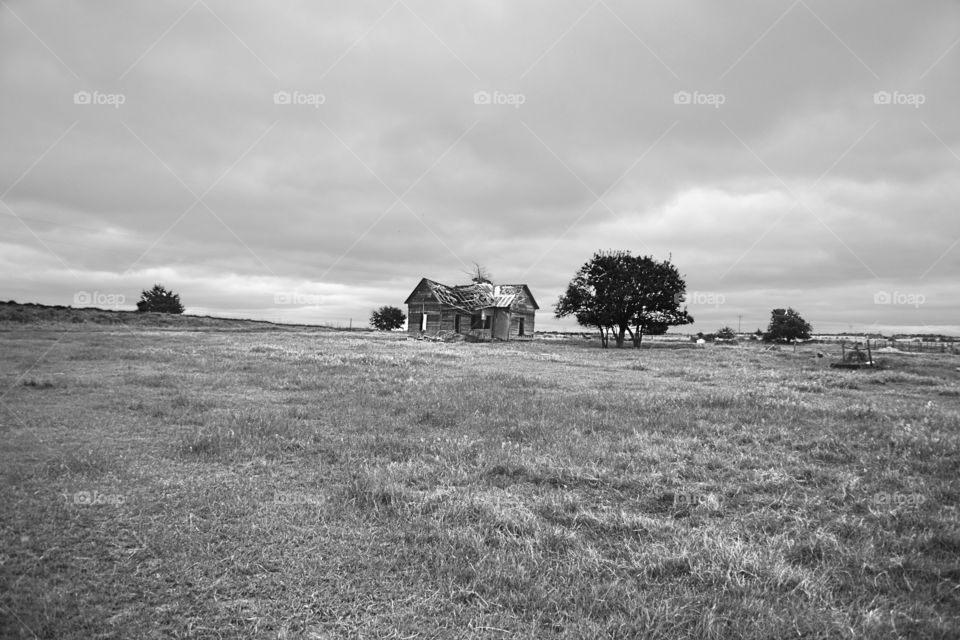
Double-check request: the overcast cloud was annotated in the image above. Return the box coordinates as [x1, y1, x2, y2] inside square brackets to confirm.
[2, 1, 958, 334]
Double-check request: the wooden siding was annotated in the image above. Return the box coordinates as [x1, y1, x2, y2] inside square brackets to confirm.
[409, 306, 535, 338]
[507, 288, 537, 315]
[506, 288, 536, 338]
[492, 308, 510, 340]
[509, 311, 535, 338]
[407, 299, 468, 336]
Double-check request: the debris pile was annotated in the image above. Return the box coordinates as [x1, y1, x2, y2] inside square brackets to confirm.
[410, 330, 465, 343]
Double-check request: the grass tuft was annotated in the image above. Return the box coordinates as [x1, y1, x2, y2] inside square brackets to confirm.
[21, 376, 58, 389]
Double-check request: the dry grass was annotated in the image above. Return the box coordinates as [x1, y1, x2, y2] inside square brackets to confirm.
[1, 326, 959, 638]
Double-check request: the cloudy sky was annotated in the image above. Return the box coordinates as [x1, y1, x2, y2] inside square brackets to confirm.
[2, 1, 958, 334]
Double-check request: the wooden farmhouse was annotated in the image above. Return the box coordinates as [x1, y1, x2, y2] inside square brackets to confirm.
[404, 278, 539, 340]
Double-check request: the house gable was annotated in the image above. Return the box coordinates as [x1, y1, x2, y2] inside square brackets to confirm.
[496, 284, 539, 311]
[403, 278, 438, 306]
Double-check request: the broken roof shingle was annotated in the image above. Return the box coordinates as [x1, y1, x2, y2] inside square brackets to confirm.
[408, 278, 539, 311]
[427, 281, 493, 311]
[422, 280, 531, 311]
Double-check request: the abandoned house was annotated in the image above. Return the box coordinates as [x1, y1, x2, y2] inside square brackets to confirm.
[404, 278, 539, 340]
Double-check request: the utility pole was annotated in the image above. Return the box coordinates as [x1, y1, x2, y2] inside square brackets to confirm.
[737, 315, 742, 334]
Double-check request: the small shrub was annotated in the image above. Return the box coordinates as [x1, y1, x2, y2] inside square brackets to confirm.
[716, 326, 737, 340]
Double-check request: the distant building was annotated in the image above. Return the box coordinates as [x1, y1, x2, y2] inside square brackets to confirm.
[404, 278, 538, 340]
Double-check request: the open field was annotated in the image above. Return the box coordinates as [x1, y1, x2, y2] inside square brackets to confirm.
[2, 324, 959, 638]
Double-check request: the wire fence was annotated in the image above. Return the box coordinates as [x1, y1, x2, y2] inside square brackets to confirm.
[854, 338, 959, 354]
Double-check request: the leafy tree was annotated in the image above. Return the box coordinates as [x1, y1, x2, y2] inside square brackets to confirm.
[644, 321, 670, 336]
[716, 326, 737, 340]
[763, 308, 812, 343]
[136, 284, 184, 314]
[370, 305, 406, 331]
[555, 266, 611, 347]
[624, 256, 693, 347]
[555, 251, 693, 348]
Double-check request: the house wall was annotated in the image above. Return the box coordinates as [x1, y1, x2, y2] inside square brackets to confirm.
[408, 306, 471, 336]
[508, 287, 537, 338]
[439, 308, 463, 333]
[451, 312, 470, 334]
[509, 311, 535, 338]
[407, 303, 444, 335]
[406, 279, 537, 339]
[406, 280, 442, 335]
[492, 308, 511, 340]
[406, 304, 534, 339]
[406, 282, 471, 336]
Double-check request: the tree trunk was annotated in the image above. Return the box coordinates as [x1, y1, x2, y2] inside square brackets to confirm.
[631, 325, 644, 348]
[613, 325, 626, 348]
[597, 325, 608, 348]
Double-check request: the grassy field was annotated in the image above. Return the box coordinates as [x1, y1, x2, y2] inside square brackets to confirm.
[2, 322, 959, 638]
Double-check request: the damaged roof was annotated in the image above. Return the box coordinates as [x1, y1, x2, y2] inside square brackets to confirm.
[405, 279, 539, 311]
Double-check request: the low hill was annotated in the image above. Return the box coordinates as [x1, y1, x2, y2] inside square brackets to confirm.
[0, 301, 336, 332]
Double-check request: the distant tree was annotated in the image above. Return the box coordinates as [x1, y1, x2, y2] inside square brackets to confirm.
[555, 250, 693, 348]
[763, 308, 812, 343]
[370, 305, 406, 331]
[136, 284, 184, 314]
[716, 326, 737, 341]
[644, 321, 670, 336]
